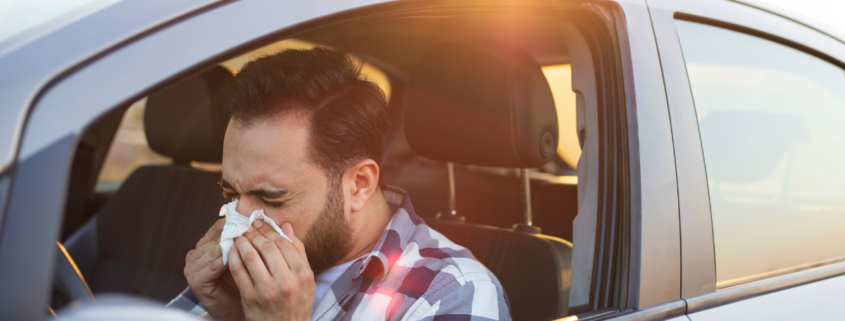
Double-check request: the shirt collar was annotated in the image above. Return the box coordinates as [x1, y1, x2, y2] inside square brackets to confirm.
[353, 185, 422, 281]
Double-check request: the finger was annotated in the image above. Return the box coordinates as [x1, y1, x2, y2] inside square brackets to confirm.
[227, 246, 255, 293]
[186, 249, 196, 265]
[254, 221, 304, 271]
[187, 237, 221, 267]
[253, 219, 283, 241]
[244, 222, 289, 276]
[192, 244, 223, 273]
[283, 223, 310, 267]
[193, 254, 227, 284]
[196, 219, 226, 247]
[234, 235, 273, 285]
[254, 220, 295, 249]
[255, 220, 292, 246]
[272, 223, 309, 274]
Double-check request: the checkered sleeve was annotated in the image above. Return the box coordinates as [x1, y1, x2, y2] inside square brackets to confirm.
[406, 272, 512, 321]
[166, 286, 207, 316]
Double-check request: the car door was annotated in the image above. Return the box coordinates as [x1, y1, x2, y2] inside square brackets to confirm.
[649, 0, 845, 319]
[0, 0, 683, 320]
[0, 0, 393, 319]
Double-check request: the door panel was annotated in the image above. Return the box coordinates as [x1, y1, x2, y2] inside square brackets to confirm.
[689, 274, 845, 320]
[675, 19, 845, 289]
[647, 0, 845, 311]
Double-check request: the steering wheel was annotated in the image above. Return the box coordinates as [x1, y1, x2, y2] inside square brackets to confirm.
[50, 242, 94, 314]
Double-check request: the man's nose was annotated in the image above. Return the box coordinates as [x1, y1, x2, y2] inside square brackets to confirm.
[236, 196, 260, 215]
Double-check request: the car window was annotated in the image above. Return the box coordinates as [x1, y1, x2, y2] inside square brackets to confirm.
[97, 39, 391, 191]
[676, 20, 845, 286]
[220, 38, 391, 100]
[97, 98, 170, 190]
[543, 64, 580, 170]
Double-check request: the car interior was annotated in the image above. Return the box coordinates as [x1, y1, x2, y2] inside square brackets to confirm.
[53, 9, 607, 321]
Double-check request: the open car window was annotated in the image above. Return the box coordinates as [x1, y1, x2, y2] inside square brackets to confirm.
[543, 64, 580, 172]
[97, 39, 392, 191]
[55, 5, 628, 321]
[97, 98, 170, 191]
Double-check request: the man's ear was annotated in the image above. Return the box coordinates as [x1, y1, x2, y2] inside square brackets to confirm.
[344, 158, 380, 213]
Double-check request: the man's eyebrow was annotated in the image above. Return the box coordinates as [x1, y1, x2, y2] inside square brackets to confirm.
[250, 188, 288, 199]
[219, 178, 288, 199]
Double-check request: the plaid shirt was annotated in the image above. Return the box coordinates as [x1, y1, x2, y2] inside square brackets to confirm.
[168, 185, 511, 320]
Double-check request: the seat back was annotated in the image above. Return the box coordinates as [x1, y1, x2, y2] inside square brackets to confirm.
[66, 66, 233, 302]
[92, 166, 224, 301]
[428, 220, 572, 321]
[403, 42, 573, 320]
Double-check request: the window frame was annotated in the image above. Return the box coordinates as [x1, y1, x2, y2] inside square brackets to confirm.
[647, 0, 845, 313]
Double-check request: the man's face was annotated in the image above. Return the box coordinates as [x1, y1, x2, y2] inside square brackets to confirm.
[221, 111, 352, 275]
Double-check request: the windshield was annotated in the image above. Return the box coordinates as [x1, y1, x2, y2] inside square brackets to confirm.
[0, 0, 121, 50]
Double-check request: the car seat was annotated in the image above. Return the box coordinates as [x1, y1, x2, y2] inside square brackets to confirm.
[402, 41, 574, 321]
[64, 66, 233, 302]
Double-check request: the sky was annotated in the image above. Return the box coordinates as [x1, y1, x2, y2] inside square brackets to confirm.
[751, 0, 845, 37]
[0, 0, 118, 45]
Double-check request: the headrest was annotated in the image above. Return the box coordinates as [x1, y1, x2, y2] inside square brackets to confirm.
[404, 42, 558, 168]
[145, 66, 233, 163]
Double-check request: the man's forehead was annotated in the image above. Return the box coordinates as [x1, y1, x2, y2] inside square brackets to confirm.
[220, 162, 302, 191]
[231, 113, 308, 146]
[221, 112, 321, 191]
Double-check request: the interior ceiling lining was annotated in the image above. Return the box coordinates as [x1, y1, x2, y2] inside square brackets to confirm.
[298, 13, 573, 80]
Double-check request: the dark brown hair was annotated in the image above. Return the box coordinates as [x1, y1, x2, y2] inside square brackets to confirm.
[219, 47, 390, 178]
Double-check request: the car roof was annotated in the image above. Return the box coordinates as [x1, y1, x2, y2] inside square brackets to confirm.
[0, 0, 246, 170]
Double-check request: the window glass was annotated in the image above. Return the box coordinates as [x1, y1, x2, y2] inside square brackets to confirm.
[542, 64, 580, 170]
[97, 98, 170, 189]
[220, 39, 391, 100]
[98, 39, 391, 190]
[676, 20, 845, 286]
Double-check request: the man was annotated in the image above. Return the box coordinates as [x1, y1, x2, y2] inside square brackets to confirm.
[167, 48, 510, 320]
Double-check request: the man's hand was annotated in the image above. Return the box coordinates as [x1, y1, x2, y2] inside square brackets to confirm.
[229, 221, 315, 321]
[185, 219, 244, 321]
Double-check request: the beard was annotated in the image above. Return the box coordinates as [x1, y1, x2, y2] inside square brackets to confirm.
[302, 177, 354, 276]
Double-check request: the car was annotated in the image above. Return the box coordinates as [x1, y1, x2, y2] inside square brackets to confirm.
[1, 0, 844, 320]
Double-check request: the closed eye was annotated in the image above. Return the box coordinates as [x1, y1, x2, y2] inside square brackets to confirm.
[264, 200, 284, 208]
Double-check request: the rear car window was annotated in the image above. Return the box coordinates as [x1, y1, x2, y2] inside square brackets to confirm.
[542, 64, 580, 170]
[220, 38, 391, 100]
[676, 20, 845, 286]
[97, 98, 170, 190]
[98, 39, 391, 190]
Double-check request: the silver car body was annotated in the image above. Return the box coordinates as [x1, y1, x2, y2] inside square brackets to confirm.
[0, 0, 843, 320]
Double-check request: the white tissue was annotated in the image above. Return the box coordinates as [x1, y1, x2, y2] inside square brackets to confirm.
[219, 199, 291, 265]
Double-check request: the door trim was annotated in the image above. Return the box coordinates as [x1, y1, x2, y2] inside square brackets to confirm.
[685, 259, 845, 313]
